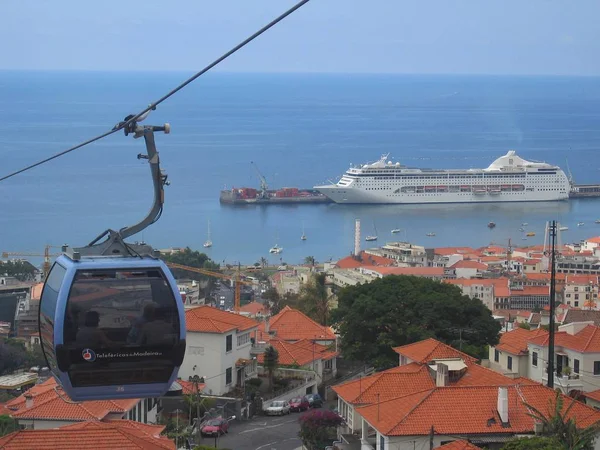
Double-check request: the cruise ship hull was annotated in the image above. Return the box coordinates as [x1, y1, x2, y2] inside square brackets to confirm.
[314, 151, 571, 205]
[313, 185, 569, 204]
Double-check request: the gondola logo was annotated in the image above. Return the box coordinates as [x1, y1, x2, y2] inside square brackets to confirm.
[82, 348, 96, 362]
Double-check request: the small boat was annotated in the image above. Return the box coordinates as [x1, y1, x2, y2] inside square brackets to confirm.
[595, 219, 600, 224]
[203, 220, 213, 248]
[559, 226, 569, 231]
[269, 244, 283, 254]
[488, 222, 496, 229]
[522, 237, 528, 240]
[366, 222, 378, 242]
[521, 222, 528, 226]
[578, 222, 585, 227]
[519, 227, 525, 232]
[426, 232, 436, 237]
[301, 222, 307, 241]
[527, 232, 535, 237]
[391, 228, 401, 234]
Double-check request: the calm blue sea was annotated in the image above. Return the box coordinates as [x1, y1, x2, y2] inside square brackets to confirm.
[1, 71, 600, 266]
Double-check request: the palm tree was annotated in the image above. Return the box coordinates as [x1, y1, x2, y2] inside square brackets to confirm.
[299, 273, 333, 325]
[263, 345, 279, 393]
[304, 256, 316, 266]
[523, 390, 599, 450]
[260, 257, 268, 268]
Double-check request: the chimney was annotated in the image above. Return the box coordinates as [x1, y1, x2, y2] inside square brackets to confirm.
[25, 393, 33, 409]
[354, 219, 361, 258]
[497, 387, 509, 424]
[264, 317, 270, 334]
[436, 363, 449, 387]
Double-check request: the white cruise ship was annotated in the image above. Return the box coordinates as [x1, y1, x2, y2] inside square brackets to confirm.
[314, 151, 570, 204]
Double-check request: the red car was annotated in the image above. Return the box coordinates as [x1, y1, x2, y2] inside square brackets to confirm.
[201, 417, 229, 436]
[289, 396, 310, 412]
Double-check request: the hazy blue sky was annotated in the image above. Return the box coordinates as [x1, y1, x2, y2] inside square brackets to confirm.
[2, 0, 599, 75]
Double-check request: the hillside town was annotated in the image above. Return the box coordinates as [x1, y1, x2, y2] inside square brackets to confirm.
[2, 232, 600, 449]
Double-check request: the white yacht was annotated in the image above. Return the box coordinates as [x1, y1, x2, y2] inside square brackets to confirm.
[314, 151, 570, 204]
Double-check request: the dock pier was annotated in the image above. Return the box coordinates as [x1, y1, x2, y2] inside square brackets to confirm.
[570, 184, 600, 198]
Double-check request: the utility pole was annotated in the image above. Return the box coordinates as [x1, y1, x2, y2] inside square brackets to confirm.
[429, 425, 434, 450]
[547, 220, 557, 389]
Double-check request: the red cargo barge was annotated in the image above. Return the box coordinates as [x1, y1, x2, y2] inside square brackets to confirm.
[219, 187, 331, 205]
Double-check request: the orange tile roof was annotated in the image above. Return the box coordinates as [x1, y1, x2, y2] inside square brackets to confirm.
[436, 440, 482, 450]
[494, 328, 549, 355]
[369, 267, 445, 277]
[239, 301, 268, 315]
[584, 389, 600, 403]
[393, 338, 477, 364]
[450, 260, 488, 270]
[529, 324, 600, 353]
[256, 339, 337, 366]
[524, 272, 567, 282]
[336, 252, 394, 269]
[358, 384, 600, 437]
[434, 247, 476, 256]
[478, 245, 507, 255]
[185, 305, 259, 334]
[257, 306, 336, 342]
[333, 364, 435, 405]
[176, 379, 205, 395]
[566, 275, 600, 285]
[523, 259, 541, 265]
[0, 420, 174, 449]
[511, 286, 550, 297]
[586, 237, 600, 244]
[6, 378, 137, 422]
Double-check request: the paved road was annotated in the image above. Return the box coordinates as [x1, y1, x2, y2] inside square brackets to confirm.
[198, 413, 304, 450]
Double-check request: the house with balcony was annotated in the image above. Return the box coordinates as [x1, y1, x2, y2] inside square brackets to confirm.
[180, 305, 259, 396]
[256, 306, 336, 346]
[527, 321, 600, 395]
[488, 327, 548, 377]
[4, 378, 157, 430]
[355, 384, 600, 450]
[332, 338, 537, 448]
[0, 420, 174, 449]
[256, 337, 337, 384]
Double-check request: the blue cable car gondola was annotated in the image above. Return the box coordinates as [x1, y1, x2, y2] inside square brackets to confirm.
[38, 116, 187, 401]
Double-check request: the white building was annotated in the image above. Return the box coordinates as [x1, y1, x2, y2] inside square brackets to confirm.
[180, 305, 259, 396]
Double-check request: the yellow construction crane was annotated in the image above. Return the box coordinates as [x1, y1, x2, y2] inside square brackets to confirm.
[166, 262, 253, 312]
[2, 245, 62, 279]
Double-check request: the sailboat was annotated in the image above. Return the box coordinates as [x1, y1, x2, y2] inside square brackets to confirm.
[269, 244, 283, 254]
[301, 222, 307, 241]
[203, 220, 213, 248]
[365, 222, 378, 241]
[391, 227, 401, 234]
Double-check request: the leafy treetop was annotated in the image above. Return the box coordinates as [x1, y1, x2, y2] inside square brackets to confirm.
[331, 275, 501, 369]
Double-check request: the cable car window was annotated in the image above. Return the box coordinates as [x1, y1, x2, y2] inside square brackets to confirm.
[63, 268, 180, 387]
[39, 263, 67, 372]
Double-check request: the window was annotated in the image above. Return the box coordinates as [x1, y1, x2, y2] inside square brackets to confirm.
[574, 359, 580, 374]
[507, 356, 513, 371]
[494, 349, 499, 362]
[532, 352, 538, 367]
[39, 263, 67, 372]
[226, 367, 232, 385]
[237, 332, 250, 347]
[380, 435, 385, 450]
[226, 335, 233, 352]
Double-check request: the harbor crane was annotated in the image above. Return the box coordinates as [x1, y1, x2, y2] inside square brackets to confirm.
[165, 262, 253, 312]
[2, 245, 63, 280]
[250, 161, 269, 199]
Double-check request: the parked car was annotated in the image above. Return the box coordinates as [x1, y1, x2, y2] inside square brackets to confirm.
[200, 418, 229, 436]
[265, 400, 291, 416]
[306, 393, 323, 408]
[289, 396, 310, 412]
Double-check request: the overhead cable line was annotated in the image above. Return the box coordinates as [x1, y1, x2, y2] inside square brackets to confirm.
[0, 0, 311, 183]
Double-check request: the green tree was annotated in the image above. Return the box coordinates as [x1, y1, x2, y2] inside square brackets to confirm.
[263, 345, 279, 392]
[298, 273, 332, 325]
[523, 391, 599, 450]
[331, 275, 501, 369]
[304, 256, 316, 266]
[162, 247, 219, 274]
[298, 409, 343, 450]
[0, 260, 36, 281]
[260, 257, 268, 268]
[0, 415, 17, 437]
[503, 436, 562, 449]
[518, 322, 532, 330]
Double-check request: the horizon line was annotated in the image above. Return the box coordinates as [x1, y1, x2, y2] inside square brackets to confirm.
[0, 69, 599, 78]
